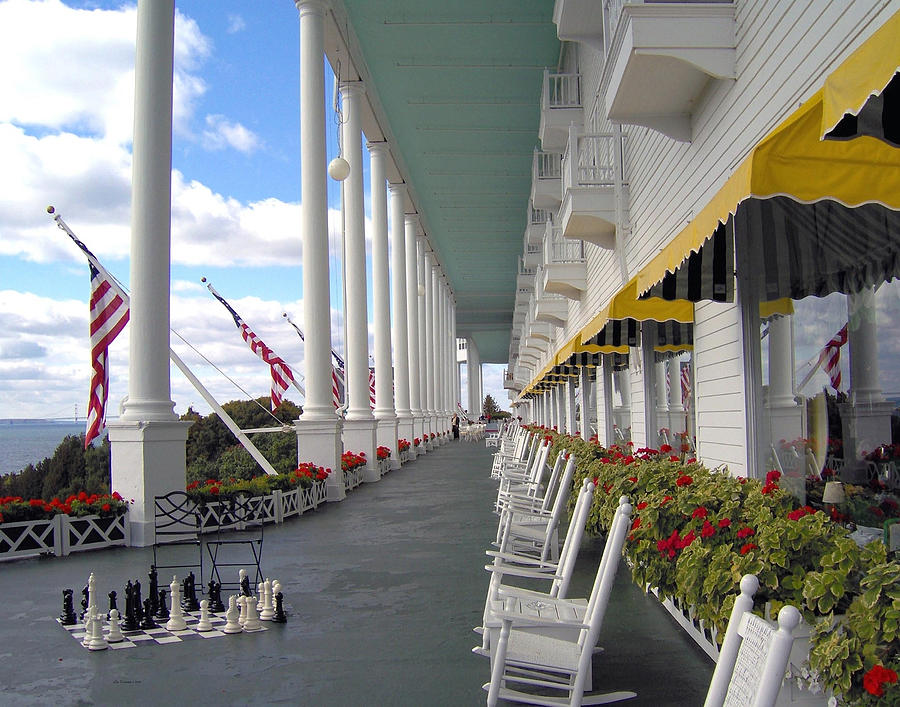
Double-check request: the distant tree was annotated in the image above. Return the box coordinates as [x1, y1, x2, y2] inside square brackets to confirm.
[483, 394, 501, 418]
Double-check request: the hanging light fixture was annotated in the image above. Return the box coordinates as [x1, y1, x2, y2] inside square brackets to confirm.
[328, 56, 350, 182]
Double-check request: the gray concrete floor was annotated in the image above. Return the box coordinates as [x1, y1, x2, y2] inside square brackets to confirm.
[0, 440, 712, 706]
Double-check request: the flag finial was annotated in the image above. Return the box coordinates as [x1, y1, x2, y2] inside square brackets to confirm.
[46, 205, 55, 214]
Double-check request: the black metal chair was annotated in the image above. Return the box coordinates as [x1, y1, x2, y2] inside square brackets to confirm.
[206, 494, 265, 593]
[152, 491, 203, 587]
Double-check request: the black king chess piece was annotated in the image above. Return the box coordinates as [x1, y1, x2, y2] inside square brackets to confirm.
[79, 583, 89, 622]
[148, 565, 159, 616]
[121, 580, 139, 632]
[60, 589, 77, 626]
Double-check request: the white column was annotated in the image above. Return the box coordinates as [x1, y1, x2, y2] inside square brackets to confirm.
[423, 253, 436, 445]
[405, 216, 422, 455]
[766, 314, 803, 452]
[667, 358, 687, 438]
[467, 337, 481, 418]
[109, 0, 189, 546]
[391, 186, 414, 456]
[543, 390, 552, 428]
[416, 235, 429, 446]
[841, 288, 893, 458]
[368, 142, 397, 472]
[293, 0, 342, 501]
[579, 367, 592, 441]
[655, 360, 669, 436]
[565, 377, 577, 435]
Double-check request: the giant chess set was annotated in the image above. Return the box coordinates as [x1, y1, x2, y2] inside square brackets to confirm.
[57, 566, 287, 651]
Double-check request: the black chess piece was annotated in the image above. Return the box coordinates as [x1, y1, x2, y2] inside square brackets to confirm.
[240, 573, 251, 597]
[155, 589, 170, 620]
[208, 580, 225, 613]
[140, 598, 158, 629]
[80, 584, 89, 621]
[121, 582, 139, 632]
[183, 572, 200, 612]
[60, 589, 77, 626]
[148, 565, 159, 616]
[107, 590, 118, 620]
[133, 579, 144, 624]
[271, 591, 287, 624]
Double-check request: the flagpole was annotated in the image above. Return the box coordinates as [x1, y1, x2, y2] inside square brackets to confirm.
[51, 207, 280, 476]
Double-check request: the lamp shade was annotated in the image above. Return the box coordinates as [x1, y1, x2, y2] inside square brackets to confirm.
[822, 481, 846, 504]
[328, 156, 350, 181]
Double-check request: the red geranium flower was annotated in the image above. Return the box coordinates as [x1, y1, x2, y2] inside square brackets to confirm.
[765, 469, 781, 484]
[660, 444, 673, 453]
[691, 506, 708, 519]
[676, 475, 693, 487]
[701, 520, 715, 538]
[631, 517, 641, 530]
[636, 501, 648, 510]
[718, 518, 732, 529]
[661, 495, 673, 506]
[740, 542, 758, 555]
[736, 526, 755, 539]
[863, 665, 898, 697]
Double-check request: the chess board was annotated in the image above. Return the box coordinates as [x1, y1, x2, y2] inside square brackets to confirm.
[57, 610, 269, 650]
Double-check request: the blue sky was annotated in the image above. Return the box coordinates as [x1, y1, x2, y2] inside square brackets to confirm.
[0, 0, 506, 420]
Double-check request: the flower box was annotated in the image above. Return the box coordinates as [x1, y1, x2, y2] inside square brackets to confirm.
[0, 511, 130, 562]
[344, 467, 364, 491]
[399, 450, 410, 463]
[378, 458, 391, 476]
[0, 516, 60, 561]
[61, 513, 129, 555]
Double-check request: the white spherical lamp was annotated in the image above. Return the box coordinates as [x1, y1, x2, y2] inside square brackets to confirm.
[328, 156, 350, 181]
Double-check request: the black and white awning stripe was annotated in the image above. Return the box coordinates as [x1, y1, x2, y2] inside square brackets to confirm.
[824, 71, 900, 147]
[641, 219, 735, 303]
[740, 196, 900, 301]
[655, 320, 693, 350]
[585, 318, 639, 349]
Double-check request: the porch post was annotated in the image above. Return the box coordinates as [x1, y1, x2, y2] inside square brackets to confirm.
[405, 215, 422, 456]
[390, 186, 414, 458]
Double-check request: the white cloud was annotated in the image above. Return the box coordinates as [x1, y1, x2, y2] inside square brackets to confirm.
[201, 114, 262, 154]
[226, 14, 246, 35]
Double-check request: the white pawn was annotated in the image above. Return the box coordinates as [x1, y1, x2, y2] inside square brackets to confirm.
[106, 609, 124, 643]
[196, 599, 212, 632]
[242, 596, 263, 632]
[223, 596, 242, 634]
[87, 607, 108, 651]
[259, 579, 274, 621]
[237, 595, 247, 626]
[166, 576, 187, 631]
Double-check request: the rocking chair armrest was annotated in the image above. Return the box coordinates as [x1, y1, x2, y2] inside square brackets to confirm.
[484, 564, 560, 581]
[491, 610, 589, 631]
[485, 550, 559, 569]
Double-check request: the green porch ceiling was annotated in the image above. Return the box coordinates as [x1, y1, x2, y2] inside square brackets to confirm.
[336, 0, 561, 362]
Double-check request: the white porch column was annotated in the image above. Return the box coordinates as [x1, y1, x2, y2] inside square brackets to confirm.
[467, 337, 481, 419]
[655, 360, 669, 438]
[423, 252, 436, 445]
[109, 0, 190, 547]
[338, 81, 377, 480]
[433, 273, 443, 439]
[368, 142, 397, 473]
[543, 389, 552, 428]
[579, 367, 592, 441]
[597, 356, 612, 446]
[841, 287, 893, 459]
[417, 235, 430, 447]
[667, 358, 687, 438]
[565, 377, 577, 435]
[293, 0, 342, 501]
[405, 215, 422, 457]
[766, 314, 803, 450]
[390, 186, 414, 458]
[555, 383, 566, 431]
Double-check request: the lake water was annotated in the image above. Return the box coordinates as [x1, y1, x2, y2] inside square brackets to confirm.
[0, 422, 89, 476]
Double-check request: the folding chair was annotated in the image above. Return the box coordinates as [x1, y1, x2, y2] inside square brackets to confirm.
[206, 494, 265, 593]
[153, 491, 203, 588]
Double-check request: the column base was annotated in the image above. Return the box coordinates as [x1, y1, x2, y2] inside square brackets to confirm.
[398, 416, 416, 461]
[108, 419, 193, 547]
[839, 400, 894, 461]
[375, 416, 400, 469]
[295, 418, 344, 501]
[344, 418, 380, 482]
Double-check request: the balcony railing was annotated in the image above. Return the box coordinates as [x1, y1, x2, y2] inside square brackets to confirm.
[542, 70, 582, 110]
[530, 205, 552, 225]
[533, 150, 562, 181]
[543, 225, 585, 264]
[563, 130, 627, 192]
[518, 256, 536, 277]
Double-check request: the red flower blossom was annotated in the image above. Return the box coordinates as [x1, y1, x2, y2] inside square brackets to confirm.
[669, 455, 680, 462]
[691, 506, 708, 519]
[736, 526, 755, 539]
[701, 520, 715, 539]
[631, 517, 641, 530]
[101, 503, 111, 512]
[636, 501, 648, 510]
[676, 475, 693, 487]
[627, 476, 637, 483]
[718, 518, 732, 529]
[787, 506, 816, 521]
[209, 486, 220, 495]
[661, 495, 673, 505]
[863, 665, 898, 697]
[765, 469, 782, 484]
[740, 542, 758, 555]
[660, 444, 673, 453]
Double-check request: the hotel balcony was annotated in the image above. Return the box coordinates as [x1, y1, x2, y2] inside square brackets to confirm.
[523, 240, 542, 269]
[530, 150, 563, 210]
[533, 284, 570, 327]
[559, 124, 625, 250]
[516, 256, 536, 292]
[539, 69, 584, 152]
[525, 202, 553, 247]
[541, 221, 587, 300]
[503, 368, 524, 392]
[595, 0, 737, 141]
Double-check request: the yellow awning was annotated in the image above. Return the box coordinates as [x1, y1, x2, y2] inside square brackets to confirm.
[821, 9, 900, 136]
[636, 80, 900, 297]
[580, 277, 693, 344]
[759, 297, 794, 320]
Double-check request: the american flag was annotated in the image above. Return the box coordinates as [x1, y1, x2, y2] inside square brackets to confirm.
[86, 261, 129, 448]
[819, 324, 848, 392]
[206, 283, 295, 411]
[283, 314, 345, 410]
[680, 363, 692, 407]
[49, 209, 130, 448]
[368, 367, 376, 409]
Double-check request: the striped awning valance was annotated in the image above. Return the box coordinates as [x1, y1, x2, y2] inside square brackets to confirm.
[655, 320, 693, 353]
[821, 10, 899, 145]
[585, 318, 638, 351]
[640, 219, 734, 303]
[741, 196, 900, 301]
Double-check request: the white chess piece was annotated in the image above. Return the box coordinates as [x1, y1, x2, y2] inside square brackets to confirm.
[166, 576, 187, 631]
[196, 599, 212, 632]
[106, 609, 124, 643]
[259, 579, 274, 621]
[81, 608, 93, 647]
[87, 607, 108, 651]
[237, 595, 247, 626]
[242, 596, 263, 632]
[223, 596, 242, 634]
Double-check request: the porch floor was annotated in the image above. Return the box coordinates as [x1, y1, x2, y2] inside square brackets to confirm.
[0, 439, 712, 706]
